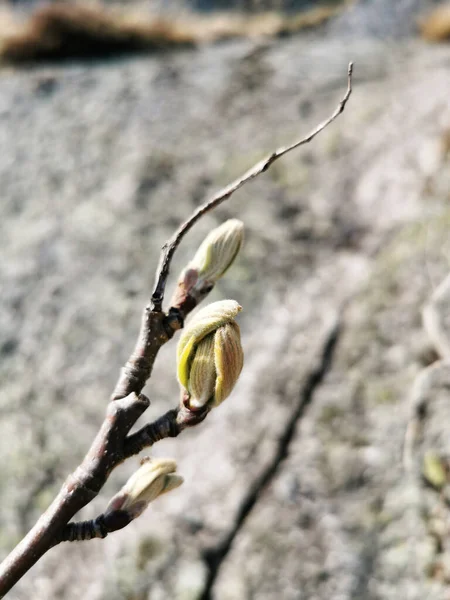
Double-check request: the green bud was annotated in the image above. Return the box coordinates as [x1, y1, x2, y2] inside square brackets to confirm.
[177, 300, 244, 410]
[171, 220, 244, 309]
[191, 219, 243, 284]
[105, 458, 183, 520]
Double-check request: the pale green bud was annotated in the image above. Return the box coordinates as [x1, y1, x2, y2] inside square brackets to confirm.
[171, 220, 244, 309]
[105, 458, 183, 520]
[177, 300, 244, 410]
[189, 219, 244, 287]
[192, 219, 243, 282]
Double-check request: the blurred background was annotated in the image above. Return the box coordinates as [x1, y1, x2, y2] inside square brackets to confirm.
[2, 0, 450, 598]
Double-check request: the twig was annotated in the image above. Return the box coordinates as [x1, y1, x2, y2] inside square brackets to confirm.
[111, 308, 177, 401]
[0, 63, 353, 598]
[151, 62, 354, 312]
[55, 511, 132, 544]
[123, 402, 209, 459]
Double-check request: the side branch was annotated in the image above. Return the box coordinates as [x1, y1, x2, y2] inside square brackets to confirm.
[55, 511, 132, 544]
[123, 403, 209, 460]
[151, 62, 354, 311]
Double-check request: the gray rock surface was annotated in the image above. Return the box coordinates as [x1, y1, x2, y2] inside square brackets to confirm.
[2, 29, 450, 600]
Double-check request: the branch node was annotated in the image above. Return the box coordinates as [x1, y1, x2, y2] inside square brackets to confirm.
[163, 309, 184, 335]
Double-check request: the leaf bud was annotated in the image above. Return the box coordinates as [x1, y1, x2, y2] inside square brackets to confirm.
[190, 219, 244, 285]
[105, 458, 183, 520]
[177, 299, 244, 410]
[172, 220, 244, 309]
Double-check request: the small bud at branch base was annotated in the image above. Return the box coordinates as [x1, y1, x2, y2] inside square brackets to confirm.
[105, 458, 183, 520]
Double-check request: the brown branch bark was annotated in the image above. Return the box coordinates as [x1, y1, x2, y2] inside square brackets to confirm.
[113, 62, 353, 405]
[111, 308, 176, 401]
[55, 511, 133, 544]
[0, 63, 353, 598]
[123, 402, 209, 459]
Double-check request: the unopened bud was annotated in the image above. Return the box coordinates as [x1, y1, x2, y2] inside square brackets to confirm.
[105, 458, 183, 520]
[174, 220, 244, 307]
[177, 300, 244, 410]
[191, 219, 243, 284]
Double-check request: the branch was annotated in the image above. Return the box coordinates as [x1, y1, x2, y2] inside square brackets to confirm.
[123, 402, 209, 460]
[0, 62, 354, 597]
[53, 404, 208, 545]
[151, 62, 354, 312]
[55, 511, 132, 544]
[0, 393, 149, 596]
